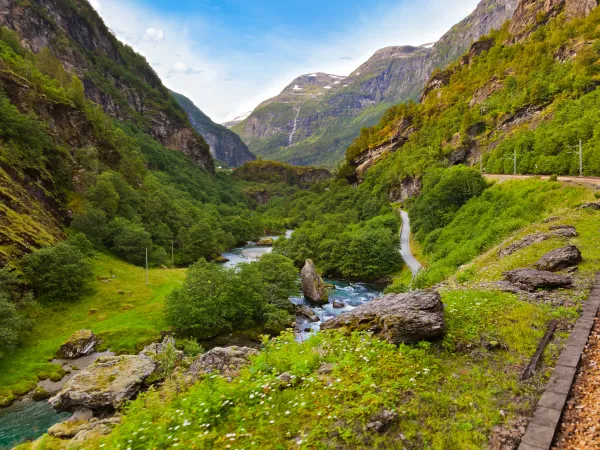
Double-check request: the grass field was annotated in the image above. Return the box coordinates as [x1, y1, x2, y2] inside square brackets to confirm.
[0, 254, 186, 405]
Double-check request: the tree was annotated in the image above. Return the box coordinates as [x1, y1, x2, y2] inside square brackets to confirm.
[22, 243, 93, 303]
[254, 253, 298, 310]
[87, 173, 119, 217]
[0, 269, 33, 359]
[111, 220, 153, 266]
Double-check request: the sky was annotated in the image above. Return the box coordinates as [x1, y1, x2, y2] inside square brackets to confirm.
[90, 0, 481, 123]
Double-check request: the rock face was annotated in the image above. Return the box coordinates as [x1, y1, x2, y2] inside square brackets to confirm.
[233, 161, 331, 187]
[534, 246, 582, 272]
[301, 260, 329, 304]
[171, 90, 255, 167]
[186, 346, 258, 381]
[321, 290, 446, 344]
[49, 355, 156, 412]
[0, 0, 214, 172]
[509, 0, 598, 40]
[232, 0, 517, 167]
[503, 269, 573, 290]
[499, 227, 578, 257]
[57, 330, 98, 359]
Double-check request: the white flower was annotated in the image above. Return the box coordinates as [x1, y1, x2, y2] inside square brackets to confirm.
[269, 420, 275, 424]
[285, 410, 290, 415]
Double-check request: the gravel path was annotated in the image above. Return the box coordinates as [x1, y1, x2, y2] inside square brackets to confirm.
[553, 313, 600, 449]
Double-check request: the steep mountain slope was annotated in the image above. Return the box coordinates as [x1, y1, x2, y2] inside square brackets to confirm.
[0, 0, 213, 172]
[0, 1, 258, 265]
[232, 0, 518, 167]
[343, 0, 600, 200]
[171, 91, 255, 167]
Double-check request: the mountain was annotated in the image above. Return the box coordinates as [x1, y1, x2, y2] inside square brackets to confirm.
[171, 91, 256, 167]
[0, 0, 257, 265]
[0, 0, 213, 172]
[222, 112, 252, 129]
[232, 0, 518, 167]
[342, 0, 600, 199]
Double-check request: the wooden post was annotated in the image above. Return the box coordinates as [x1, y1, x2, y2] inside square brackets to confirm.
[521, 320, 558, 381]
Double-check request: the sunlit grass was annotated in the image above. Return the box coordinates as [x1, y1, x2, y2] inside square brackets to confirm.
[0, 254, 186, 404]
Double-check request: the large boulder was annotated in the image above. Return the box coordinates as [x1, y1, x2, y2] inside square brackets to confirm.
[503, 269, 573, 291]
[186, 346, 258, 381]
[295, 304, 319, 322]
[321, 290, 445, 344]
[49, 355, 156, 412]
[57, 330, 98, 359]
[301, 259, 329, 304]
[534, 245, 582, 272]
[498, 227, 578, 257]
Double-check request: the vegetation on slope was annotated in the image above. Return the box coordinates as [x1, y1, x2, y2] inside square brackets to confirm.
[71, 178, 600, 450]
[344, 7, 600, 191]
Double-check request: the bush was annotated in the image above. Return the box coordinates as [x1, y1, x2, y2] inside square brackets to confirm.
[165, 256, 297, 340]
[22, 243, 94, 303]
[0, 269, 33, 359]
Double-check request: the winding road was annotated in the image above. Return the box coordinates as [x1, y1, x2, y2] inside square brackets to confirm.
[399, 210, 423, 276]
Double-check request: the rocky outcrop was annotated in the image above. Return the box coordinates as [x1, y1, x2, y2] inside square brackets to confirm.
[509, 0, 598, 41]
[233, 0, 517, 167]
[295, 304, 320, 322]
[233, 161, 331, 187]
[388, 176, 423, 202]
[57, 330, 98, 359]
[321, 290, 446, 344]
[534, 246, 582, 271]
[301, 260, 329, 304]
[171, 90, 255, 167]
[579, 201, 600, 210]
[49, 355, 157, 412]
[503, 268, 573, 290]
[498, 227, 578, 257]
[348, 116, 415, 183]
[0, 0, 214, 172]
[186, 346, 258, 381]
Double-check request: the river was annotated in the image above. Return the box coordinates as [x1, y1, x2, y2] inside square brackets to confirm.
[0, 231, 383, 448]
[222, 232, 384, 341]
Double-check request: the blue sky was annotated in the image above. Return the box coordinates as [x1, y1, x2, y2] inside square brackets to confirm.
[92, 0, 481, 122]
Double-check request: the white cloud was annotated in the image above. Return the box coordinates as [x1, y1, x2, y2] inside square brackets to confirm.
[92, 0, 481, 123]
[143, 27, 164, 42]
[89, 0, 101, 11]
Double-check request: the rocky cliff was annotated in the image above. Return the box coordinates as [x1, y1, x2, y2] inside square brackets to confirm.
[343, 0, 600, 198]
[0, 0, 214, 172]
[171, 91, 255, 168]
[232, 0, 518, 168]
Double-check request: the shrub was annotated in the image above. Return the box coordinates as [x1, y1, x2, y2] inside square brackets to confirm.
[22, 243, 94, 303]
[0, 269, 33, 359]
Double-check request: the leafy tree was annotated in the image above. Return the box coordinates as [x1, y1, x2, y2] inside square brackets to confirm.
[411, 165, 487, 237]
[0, 269, 33, 359]
[22, 243, 93, 303]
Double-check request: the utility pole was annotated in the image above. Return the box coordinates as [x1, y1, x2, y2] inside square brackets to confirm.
[145, 248, 149, 285]
[566, 139, 583, 177]
[171, 241, 174, 269]
[514, 149, 517, 176]
[578, 139, 583, 177]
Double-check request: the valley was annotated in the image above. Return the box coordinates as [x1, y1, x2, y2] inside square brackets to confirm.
[1, 0, 600, 449]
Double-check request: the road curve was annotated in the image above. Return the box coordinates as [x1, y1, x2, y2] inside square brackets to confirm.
[399, 210, 423, 276]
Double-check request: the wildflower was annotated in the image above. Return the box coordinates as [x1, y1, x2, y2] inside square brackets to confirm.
[183, 420, 191, 427]
[285, 410, 290, 415]
[269, 420, 275, 424]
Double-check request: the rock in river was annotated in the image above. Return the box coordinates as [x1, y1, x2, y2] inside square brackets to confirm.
[534, 245, 582, 272]
[295, 304, 319, 322]
[49, 355, 156, 412]
[503, 269, 573, 290]
[321, 290, 445, 344]
[57, 330, 98, 359]
[301, 259, 329, 304]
